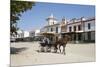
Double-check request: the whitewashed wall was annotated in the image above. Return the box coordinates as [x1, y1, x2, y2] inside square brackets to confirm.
[84, 20, 95, 32]
[24, 31, 30, 37]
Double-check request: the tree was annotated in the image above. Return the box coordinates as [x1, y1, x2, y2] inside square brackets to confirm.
[10, 0, 35, 36]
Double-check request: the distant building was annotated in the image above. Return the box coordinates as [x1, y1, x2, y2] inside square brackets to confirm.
[29, 30, 35, 37]
[15, 30, 24, 38]
[15, 30, 30, 38]
[35, 30, 41, 36]
[10, 30, 30, 42]
[29, 29, 41, 41]
[29, 29, 41, 37]
[24, 31, 30, 38]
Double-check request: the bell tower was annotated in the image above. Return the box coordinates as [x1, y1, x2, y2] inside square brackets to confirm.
[61, 17, 67, 32]
[61, 17, 67, 25]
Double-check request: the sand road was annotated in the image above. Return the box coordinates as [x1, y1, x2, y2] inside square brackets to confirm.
[10, 42, 95, 66]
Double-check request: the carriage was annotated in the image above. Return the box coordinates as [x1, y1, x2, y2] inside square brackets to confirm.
[39, 32, 59, 53]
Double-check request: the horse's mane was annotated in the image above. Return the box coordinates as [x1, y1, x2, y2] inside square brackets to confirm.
[56, 35, 71, 44]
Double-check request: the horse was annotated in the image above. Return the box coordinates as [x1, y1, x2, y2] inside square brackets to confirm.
[54, 35, 71, 55]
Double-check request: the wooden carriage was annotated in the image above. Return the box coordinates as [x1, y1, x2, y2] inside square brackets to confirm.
[39, 32, 59, 52]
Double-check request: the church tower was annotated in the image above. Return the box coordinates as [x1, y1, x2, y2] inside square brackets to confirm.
[46, 14, 57, 25]
[61, 17, 67, 25]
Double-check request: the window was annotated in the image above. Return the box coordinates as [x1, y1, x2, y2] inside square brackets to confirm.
[78, 25, 81, 31]
[53, 22, 54, 25]
[73, 26, 76, 31]
[78, 33, 81, 40]
[51, 28, 53, 32]
[32, 33, 34, 36]
[47, 28, 49, 32]
[69, 26, 72, 32]
[56, 27, 58, 33]
[88, 23, 91, 29]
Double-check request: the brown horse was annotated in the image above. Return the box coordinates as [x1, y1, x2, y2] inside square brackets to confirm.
[54, 35, 71, 55]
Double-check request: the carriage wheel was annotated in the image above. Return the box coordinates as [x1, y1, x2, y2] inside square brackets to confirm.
[40, 46, 45, 52]
[44, 46, 48, 52]
[47, 47, 51, 52]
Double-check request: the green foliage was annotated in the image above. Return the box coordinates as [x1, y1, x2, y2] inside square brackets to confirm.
[10, 0, 35, 35]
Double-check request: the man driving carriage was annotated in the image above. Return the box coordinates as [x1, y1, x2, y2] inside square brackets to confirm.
[40, 36, 51, 52]
[42, 37, 50, 44]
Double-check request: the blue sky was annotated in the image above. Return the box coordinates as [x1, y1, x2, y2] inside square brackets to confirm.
[17, 2, 95, 31]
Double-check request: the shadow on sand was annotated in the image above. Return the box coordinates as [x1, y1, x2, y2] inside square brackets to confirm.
[10, 47, 27, 54]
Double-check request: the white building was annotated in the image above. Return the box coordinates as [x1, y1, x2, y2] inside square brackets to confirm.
[16, 30, 24, 38]
[12, 30, 30, 38]
[61, 17, 95, 43]
[24, 31, 30, 38]
[41, 14, 61, 34]
[41, 14, 95, 43]
[10, 29, 30, 41]
[29, 30, 35, 37]
[35, 29, 40, 36]
[29, 29, 41, 37]
[40, 14, 61, 42]
[46, 13, 58, 25]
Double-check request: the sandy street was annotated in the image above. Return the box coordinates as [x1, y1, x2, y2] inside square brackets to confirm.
[10, 42, 95, 67]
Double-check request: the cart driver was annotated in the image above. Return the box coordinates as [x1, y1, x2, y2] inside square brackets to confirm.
[42, 37, 50, 44]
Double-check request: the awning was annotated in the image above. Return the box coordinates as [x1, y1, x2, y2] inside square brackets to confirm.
[61, 32, 76, 34]
[40, 32, 59, 36]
